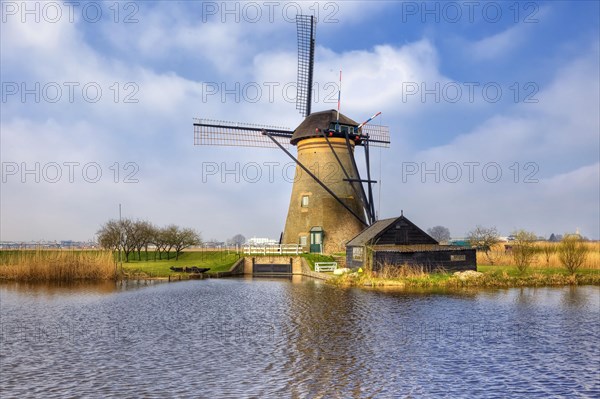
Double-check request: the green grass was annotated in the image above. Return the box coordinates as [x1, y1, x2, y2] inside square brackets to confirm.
[121, 251, 240, 278]
[330, 264, 600, 289]
[301, 253, 335, 271]
[477, 264, 599, 277]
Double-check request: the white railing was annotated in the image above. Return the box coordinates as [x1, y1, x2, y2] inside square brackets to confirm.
[315, 262, 337, 272]
[243, 244, 302, 255]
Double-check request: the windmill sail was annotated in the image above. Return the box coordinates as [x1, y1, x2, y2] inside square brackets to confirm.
[361, 124, 391, 148]
[193, 119, 293, 149]
[296, 15, 316, 117]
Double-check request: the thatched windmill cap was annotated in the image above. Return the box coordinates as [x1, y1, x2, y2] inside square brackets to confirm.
[290, 109, 359, 145]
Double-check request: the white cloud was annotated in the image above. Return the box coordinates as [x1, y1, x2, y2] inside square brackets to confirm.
[465, 5, 551, 61]
[1, 2, 598, 242]
[468, 24, 524, 61]
[381, 47, 600, 238]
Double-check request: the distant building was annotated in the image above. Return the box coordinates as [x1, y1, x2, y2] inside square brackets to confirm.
[346, 214, 476, 272]
[203, 241, 226, 248]
[0, 240, 96, 249]
[247, 237, 278, 246]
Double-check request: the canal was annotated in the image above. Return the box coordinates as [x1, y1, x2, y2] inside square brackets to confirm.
[1, 277, 598, 398]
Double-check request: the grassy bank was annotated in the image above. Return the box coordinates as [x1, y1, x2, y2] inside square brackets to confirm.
[121, 250, 240, 278]
[301, 253, 335, 270]
[3, 246, 598, 288]
[0, 249, 240, 281]
[329, 264, 600, 289]
[0, 249, 117, 282]
[328, 241, 599, 289]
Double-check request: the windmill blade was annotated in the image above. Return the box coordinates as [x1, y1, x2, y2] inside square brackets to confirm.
[296, 15, 316, 117]
[361, 124, 391, 148]
[193, 118, 293, 149]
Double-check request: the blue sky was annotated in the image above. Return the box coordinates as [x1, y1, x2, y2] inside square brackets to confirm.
[1, 0, 599, 242]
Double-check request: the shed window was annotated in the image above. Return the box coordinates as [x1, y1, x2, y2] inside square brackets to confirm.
[301, 196, 309, 207]
[451, 254, 466, 261]
[352, 247, 363, 261]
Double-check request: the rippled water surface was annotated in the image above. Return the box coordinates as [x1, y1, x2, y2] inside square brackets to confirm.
[1, 278, 599, 398]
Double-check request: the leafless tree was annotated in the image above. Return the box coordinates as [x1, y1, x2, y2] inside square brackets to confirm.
[119, 219, 138, 262]
[427, 226, 450, 243]
[228, 234, 246, 247]
[97, 220, 121, 251]
[97, 218, 136, 262]
[152, 226, 171, 260]
[132, 220, 154, 261]
[467, 225, 501, 265]
[173, 227, 202, 260]
[98, 219, 201, 262]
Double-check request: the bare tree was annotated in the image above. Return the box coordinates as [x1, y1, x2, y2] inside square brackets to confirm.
[174, 227, 202, 260]
[98, 216, 205, 263]
[427, 226, 450, 243]
[228, 234, 246, 247]
[140, 221, 156, 261]
[467, 225, 501, 265]
[97, 220, 120, 251]
[152, 226, 168, 260]
[511, 230, 538, 273]
[119, 219, 138, 262]
[132, 220, 154, 261]
[558, 234, 588, 274]
[97, 218, 136, 262]
[162, 225, 179, 260]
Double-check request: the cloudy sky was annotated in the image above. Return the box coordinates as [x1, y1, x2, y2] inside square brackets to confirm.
[1, 1, 598, 242]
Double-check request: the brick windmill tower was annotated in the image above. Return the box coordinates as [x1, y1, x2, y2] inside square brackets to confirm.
[194, 15, 390, 254]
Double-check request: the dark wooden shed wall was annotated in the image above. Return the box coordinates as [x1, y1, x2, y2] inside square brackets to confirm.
[345, 215, 476, 272]
[372, 249, 477, 272]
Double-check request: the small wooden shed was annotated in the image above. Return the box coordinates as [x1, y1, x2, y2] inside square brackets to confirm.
[346, 214, 476, 272]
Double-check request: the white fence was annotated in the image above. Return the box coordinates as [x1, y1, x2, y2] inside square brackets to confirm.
[315, 262, 337, 272]
[243, 244, 303, 255]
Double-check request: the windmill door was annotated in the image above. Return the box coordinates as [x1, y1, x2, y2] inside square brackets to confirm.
[310, 227, 323, 253]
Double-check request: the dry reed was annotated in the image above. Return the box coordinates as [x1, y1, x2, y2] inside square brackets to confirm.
[0, 249, 118, 282]
[375, 263, 435, 279]
[477, 242, 599, 270]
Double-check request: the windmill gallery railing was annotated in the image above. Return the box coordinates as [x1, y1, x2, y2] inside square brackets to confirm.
[243, 244, 303, 255]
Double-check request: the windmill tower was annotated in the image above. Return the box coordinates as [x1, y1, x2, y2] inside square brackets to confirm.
[193, 15, 390, 254]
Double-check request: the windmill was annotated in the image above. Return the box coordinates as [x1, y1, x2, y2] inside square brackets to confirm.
[194, 15, 390, 254]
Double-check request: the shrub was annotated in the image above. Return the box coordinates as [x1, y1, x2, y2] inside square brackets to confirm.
[540, 243, 557, 266]
[512, 230, 538, 273]
[558, 235, 588, 274]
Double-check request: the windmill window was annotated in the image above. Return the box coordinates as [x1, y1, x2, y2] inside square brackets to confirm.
[301, 196, 309, 207]
[299, 236, 307, 246]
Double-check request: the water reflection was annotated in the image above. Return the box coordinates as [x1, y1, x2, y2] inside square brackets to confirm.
[0, 279, 165, 297]
[561, 285, 598, 310]
[0, 280, 598, 398]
